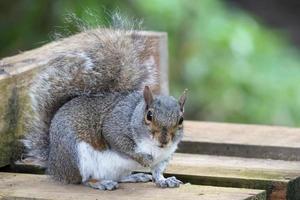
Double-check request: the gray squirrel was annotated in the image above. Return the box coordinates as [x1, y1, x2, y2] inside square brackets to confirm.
[23, 17, 187, 190]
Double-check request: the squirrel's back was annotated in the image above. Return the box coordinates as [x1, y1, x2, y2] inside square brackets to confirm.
[24, 24, 158, 162]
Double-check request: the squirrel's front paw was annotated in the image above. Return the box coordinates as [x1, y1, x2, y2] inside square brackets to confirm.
[139, 153, 153, 167]
[155, 176, 183, 188]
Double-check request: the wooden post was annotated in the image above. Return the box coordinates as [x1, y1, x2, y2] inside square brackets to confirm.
[0, 30, 169, 167]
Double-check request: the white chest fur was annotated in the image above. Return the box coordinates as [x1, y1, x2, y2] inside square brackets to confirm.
[77, 139, 178, 182]
[136, 138, 178, 166]
[77, 142, 139, 182]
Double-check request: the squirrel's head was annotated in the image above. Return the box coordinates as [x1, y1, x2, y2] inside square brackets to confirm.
[143, 86, 187, 148]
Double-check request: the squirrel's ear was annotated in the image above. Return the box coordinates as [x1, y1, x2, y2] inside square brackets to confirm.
[178, 89, 188, 112]
[143, 86, 153, 109]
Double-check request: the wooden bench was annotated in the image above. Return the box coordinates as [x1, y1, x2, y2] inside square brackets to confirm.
[0, 173, 266, 200]
[5, 121, 300, 200]
[180, 121, 300, 161]
[168, 152, 300, 199]
[175, 121, 300, 199]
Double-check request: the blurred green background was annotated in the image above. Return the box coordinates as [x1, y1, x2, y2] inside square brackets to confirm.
[2, 0, 300, 127]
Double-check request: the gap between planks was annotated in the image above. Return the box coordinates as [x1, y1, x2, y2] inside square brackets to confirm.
[180, 121, 300, 161]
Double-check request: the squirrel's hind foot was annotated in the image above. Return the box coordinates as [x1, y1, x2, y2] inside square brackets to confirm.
[84, 179, 119, 190]
[120, 173, 152, 183]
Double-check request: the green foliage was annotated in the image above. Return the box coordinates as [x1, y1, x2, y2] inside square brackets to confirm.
[2, 0, 300, 126]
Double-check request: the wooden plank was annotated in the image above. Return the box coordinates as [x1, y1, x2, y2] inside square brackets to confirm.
[12, 153, 300, 199]
[0, 173, 266, 200]
[165, 153, 300, 200]
[0, 30, 168, 168]
[180, 121, 300, 161]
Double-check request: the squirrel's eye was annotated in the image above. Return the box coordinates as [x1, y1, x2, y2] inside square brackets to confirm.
[178, 116, 184, 126]
[146, 110, 153, 122]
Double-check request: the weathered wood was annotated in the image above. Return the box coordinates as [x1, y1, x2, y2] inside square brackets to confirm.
[0, 30, 168, 168]
[180, 121, 300, 161]
[165, 153, 300, 200]
[12, 152, 300, 200]
[0, 172, 266, 200]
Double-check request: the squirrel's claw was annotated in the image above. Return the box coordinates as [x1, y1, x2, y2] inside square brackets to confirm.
[84, 179, 119, 190]
[155, 176, 183, 188]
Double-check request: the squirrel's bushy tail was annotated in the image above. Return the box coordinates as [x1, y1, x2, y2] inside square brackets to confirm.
[23, 16, 158, 162]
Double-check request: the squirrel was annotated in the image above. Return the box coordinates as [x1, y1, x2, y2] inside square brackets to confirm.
[23, 16, 187, 190]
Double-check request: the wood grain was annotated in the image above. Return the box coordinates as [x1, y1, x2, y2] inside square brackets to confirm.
[13, 153, 300, 199]
[0, 172, 266, 200]
[166, 153, 300, 200]
[180, 121, 300, 161]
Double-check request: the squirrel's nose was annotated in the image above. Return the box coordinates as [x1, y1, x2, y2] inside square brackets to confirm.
[160, 139, 169, 146]
[159, 128, 169, 146]
[159, 137, 170, 148]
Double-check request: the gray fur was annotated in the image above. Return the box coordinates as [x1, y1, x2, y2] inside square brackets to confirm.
[156, 176, 183, 188]
[84, 180, 119, 190]
[47, 93, 124, 183]
[24, 25, 157, 162]
[120, 173, 152, 183]
[151, 159, 182, 188]
[47, 91, 184, 184]
[24, 16, 186, 187]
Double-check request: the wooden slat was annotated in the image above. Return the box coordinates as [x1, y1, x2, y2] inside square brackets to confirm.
[0, 30, 168, 168]
[12, 153, 300, 200]
[180, 121, 300, 161]
[0, 173, 266, 200]
[165, 153, 300, 200]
